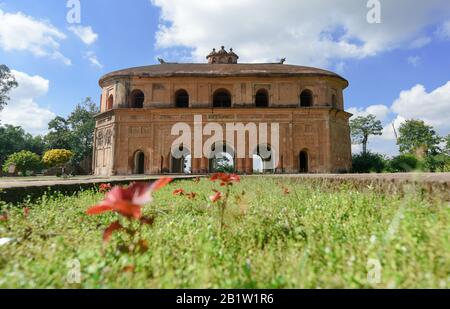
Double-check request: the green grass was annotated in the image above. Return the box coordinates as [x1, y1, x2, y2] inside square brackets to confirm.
[0, 177, 449, 288]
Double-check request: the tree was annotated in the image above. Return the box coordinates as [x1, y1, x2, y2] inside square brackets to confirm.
[0, 64, 18, 112]
[44, 116, 72, 150]
[42, 149, 74, 168]
[0, 124, 46, 166]
[444, 134, 450, 156]
[66, 97, 99, 164]
[350, 114, 383, 154]
[2, 151, 41, 176]
[388, 154, 421, 172]
[397, 120, 442, 156]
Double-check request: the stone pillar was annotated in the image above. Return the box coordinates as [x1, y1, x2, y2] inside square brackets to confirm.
[200, 157, 208, 173]
[192, 158, 201, 174]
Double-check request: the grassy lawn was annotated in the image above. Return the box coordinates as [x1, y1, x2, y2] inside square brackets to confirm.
[0, 177, 448, 288]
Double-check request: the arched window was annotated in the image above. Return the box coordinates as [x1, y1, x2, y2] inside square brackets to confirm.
[331, 94, 337, 109]
[130, 90, 144, 108]
[213, 89, 232, 108]
[175, 89, 189, 108]
[299, 151, 308, 173]
[107, 95, 114, 110]
[255, 89, 269, 107]
[212, 58, 217, 64]
[300, 89, 313, 107]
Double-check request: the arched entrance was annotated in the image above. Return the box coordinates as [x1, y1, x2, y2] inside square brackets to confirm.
[134, 151, 145, 174]
[253, 144, 275, 173]
[299, 151, 309, 173]
[170, 146, 191, 174]
[208, 142, 235, 173]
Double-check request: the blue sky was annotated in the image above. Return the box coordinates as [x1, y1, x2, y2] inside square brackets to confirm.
[0, 0, 449, 156]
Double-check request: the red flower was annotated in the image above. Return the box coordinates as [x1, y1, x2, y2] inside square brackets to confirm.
[103, 221, 123, 242]
[173, 189, 185, 196]
[283, 188, 290, 195]
[210, 173, 241, 186]
[87, 178, 173, 219]
[0, 213, 8, 222]
[99, 183, 112, 193]
[210, 191, 223, 203]
[23, 208, 30, 217]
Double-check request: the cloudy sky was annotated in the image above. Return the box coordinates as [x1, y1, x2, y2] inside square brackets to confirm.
[0, 0, 449, 155]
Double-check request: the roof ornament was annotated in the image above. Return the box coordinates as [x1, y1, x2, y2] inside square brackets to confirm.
[157, 58, 166, 64]
[206, 46, 239, 64]
[279, 58, 286, 64]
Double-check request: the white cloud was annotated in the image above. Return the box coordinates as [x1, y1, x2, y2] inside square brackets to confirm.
[0, 70, 55, 135]
[436, 19, 450, 39]
[150, 0, 450, 67]
[407, 55, 421, 67]
[0, 9, 71, 65]
[84, 51, 103, 68]
[391, 82, 450, 134]
[348, 104, 390, 122]
[69, 25, 98, 45]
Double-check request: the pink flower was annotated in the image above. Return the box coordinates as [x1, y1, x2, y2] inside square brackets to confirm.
[87, 178, 173, 220]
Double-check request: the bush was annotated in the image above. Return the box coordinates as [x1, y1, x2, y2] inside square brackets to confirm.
[388, 154, 421, 172]
[351, 152, 386, 173]
[42, 149, 73, 168]
[424, 154, 450, 172]
[2, 151, 42, 175]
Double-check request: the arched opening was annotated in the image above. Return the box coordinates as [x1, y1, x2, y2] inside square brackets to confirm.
[228, 57, 233, 63]
[299, 151, 309, 173]
[208, 142, 235, 173]
[175, 89, 189, 108]
[255, 89, 269, 107]
[213, 89, 232, 108]
[254, 145, 275, 173]
[134, 151, 145, 174]
[212, 58, 217, 64]
[300, 90, 313, 107]
[170, 145, 191, 174]
[107, 95, 114, 110]
[130, 90, 144, 108]
[331, 94, 337, 109]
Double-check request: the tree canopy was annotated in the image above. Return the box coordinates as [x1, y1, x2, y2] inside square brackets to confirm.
[397, 120, 442, 156]
[350, 114, 383, 154]
[0, 64, 18, 112]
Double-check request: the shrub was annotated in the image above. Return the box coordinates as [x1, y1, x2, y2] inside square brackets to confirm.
[388, 154, 421, 172]
[424, 154, 450, 172]
[351, 152, 386, 173]
[42, 149, 73, 168]
[2, 151, 41, 176]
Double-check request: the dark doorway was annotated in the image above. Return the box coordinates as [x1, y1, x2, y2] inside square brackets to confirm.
[300, 90, 313, 107]
[213, 89, 231, 108]
[175, 89, 189, 108]
[135, 151, 145, 174]
[255, 89, 269, 107]
[299, 151, 308, 173]
[130, 90, 144, 108]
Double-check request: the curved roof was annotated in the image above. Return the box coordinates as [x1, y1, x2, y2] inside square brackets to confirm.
[99, 63, 348, 87]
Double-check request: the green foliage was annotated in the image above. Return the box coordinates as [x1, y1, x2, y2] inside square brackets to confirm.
[424, 154, 450, 172]
[44, 116, 72, 150]
[0, 64, 18, 111]
[66, 98, 99, 164]
[0, 178, 448, 288]
[352, 152, 386, 173]
[0, 125, 45, 166]
[388, 154, 421, 172]
[42, 149, 74, 168]
[397, 120, 442, 155]
[444, 134, 450, 156]
[350, 114, 383, 154]
[2, 150, 41, 175]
